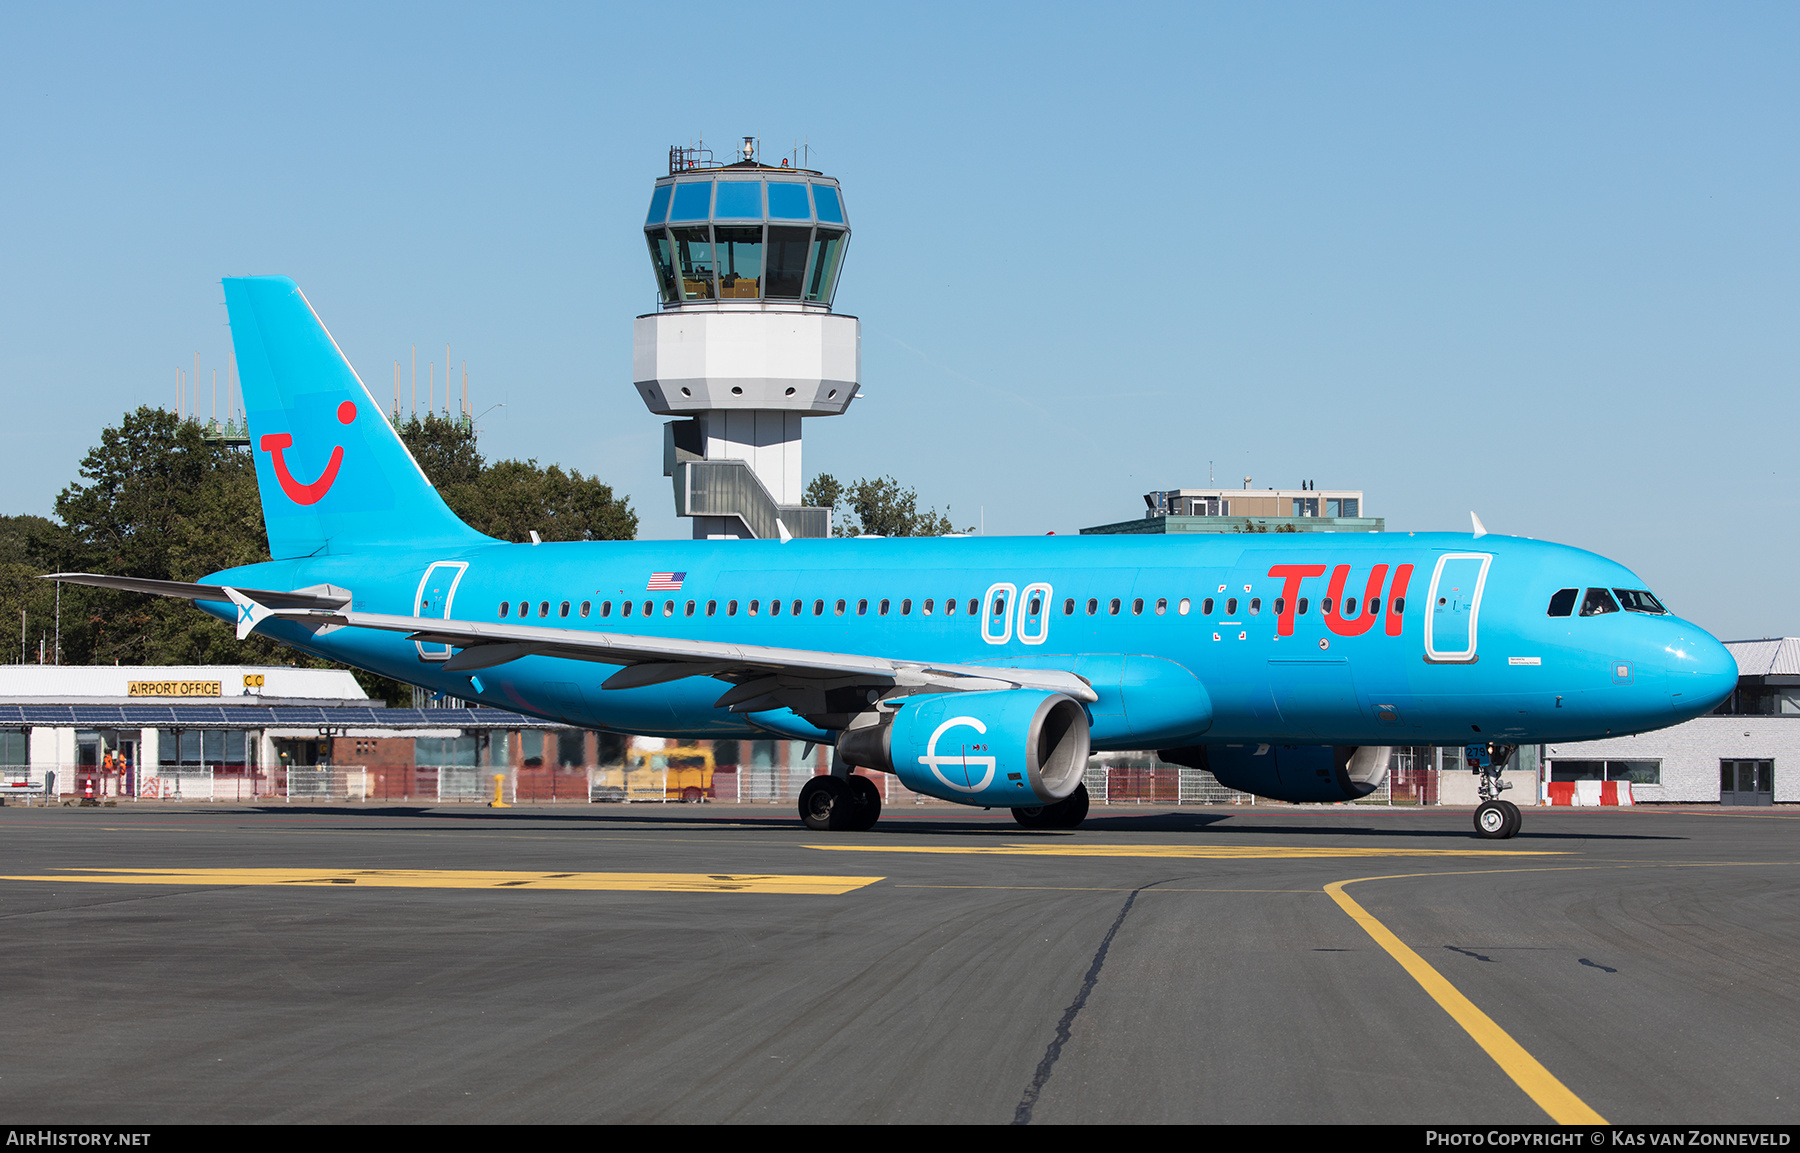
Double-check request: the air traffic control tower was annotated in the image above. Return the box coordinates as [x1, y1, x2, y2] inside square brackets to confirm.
[635, 139, 857, 539]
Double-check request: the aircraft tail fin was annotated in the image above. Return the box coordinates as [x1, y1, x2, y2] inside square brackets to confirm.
[223, 276, 492, 559]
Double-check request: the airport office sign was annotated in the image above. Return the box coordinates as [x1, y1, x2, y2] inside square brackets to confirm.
[127, 681, 222, 697]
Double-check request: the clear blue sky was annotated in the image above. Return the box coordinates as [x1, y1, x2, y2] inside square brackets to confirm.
[1, 3, 1794, 639]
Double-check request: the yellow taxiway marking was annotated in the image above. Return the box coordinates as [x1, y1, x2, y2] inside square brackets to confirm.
[1325, 875, 1606, 1125]
[0, 868, 881, 895]
[808, 843, 1564, 860]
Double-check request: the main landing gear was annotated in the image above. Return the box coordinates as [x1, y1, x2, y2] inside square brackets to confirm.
[1471, 742, 1522, 840]
[1012, 782, 1090, 830]
[798, 773, 881, 832]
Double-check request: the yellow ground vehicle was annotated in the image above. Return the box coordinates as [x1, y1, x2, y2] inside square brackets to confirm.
[616, 745, 716, 802]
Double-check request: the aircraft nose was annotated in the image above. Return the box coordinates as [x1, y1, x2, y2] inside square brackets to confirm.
[1665, 629, 1739, 717]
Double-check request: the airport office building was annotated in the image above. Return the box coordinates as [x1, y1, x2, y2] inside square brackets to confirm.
[0, 665, 832, 804]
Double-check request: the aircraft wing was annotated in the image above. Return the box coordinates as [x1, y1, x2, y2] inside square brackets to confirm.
[46, 574, 1096, 718]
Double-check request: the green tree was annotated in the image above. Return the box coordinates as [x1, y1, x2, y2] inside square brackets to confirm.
[399, 415, 637, 543]
[805, 473, 971, 537]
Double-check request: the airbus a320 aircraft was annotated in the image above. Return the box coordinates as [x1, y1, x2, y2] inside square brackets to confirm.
[57, 278, 1739, 838]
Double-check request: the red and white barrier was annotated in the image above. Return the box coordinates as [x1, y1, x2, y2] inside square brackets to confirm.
[1546, 780, 1633, 806]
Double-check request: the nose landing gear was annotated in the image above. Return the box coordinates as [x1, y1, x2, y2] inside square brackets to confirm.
[1470, 742, 1521, 839]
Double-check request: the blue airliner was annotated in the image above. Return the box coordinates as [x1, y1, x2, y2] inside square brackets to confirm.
[58, 278, 1739, 838]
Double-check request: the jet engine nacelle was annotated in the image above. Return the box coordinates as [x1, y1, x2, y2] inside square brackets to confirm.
[1158, 744, 1392, 803]
[838, 689, 1091, 807]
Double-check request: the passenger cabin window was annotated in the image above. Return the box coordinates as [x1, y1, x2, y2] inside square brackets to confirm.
[1249, 598, 1261, 615]
[1614, 589, 1668, 615]
[538, 601, 550, 618]
[1064, 598, 1076, 615]
[879, 599, 890, 615]
[770, 600, 781, 616]
[902, 599, 913, 615]
[1298, 598, 1309, 615]
[1087, 598, 1098, 615]
[1156, 598, 1167, 616]
[601, 601, 613, 617]
[623, 600, 634, 617]
[813, 599, 825, 616]
[923, 599, 934, 615]
[1178, 598, 1190, 615]
[1202, 598, 1214, 615]
[643, 601, 653, 616]
[945, 598, 957, 615]
[499, 602, 509, 618]
[1226, 598, 1238, 615]
[1109, 598, 1121, 616]
[792, 599, 802, 616]
[1581, 588, 1621, 617]
[967, 599, 978, 615]
[581, 601, 591, 617]
[749, 600, 760, 615]
[1547, 588, 1578, 617]
[857, 599, 868, 615]
[560, 601, 570, 618]
[727, 600, 738, 616]
[1132, 598, 1144, 615]
[706, 600, 716, 616]
[835, 599, 846, 616]
[685, 600, 696, 616]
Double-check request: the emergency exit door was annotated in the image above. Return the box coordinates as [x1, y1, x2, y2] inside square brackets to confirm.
[1424, 553, 1491, 663]
[414, 561, 469, 662]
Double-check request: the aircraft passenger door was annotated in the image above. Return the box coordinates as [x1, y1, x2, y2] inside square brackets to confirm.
[1017, 583, 1052, 645]
[982, 583, 1017, 645]
[1424, 553, 1491, 664]
[414, 561, 470, 663]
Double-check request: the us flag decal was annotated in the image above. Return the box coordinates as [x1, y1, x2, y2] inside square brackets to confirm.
[647, 572, 686, 591]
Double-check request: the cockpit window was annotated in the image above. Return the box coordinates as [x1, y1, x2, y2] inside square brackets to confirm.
[1613, 589, 1668, 615]
[1580, 588, 1620, 617]
[1546, 588, 1578, 617]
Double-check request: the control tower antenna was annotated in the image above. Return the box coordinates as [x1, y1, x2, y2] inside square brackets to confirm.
[635, 137, 856, 540]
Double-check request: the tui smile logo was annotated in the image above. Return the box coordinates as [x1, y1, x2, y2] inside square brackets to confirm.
[260, 401, 357, 505]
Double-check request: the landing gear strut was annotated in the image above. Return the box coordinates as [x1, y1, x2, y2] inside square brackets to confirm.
[1470, 742, 1521, 840]
[1012, 781, 1090, 830]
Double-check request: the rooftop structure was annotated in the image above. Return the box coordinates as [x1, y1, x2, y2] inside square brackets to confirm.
[635, 137, 858, 539]
[1081, 482, 1384, 536]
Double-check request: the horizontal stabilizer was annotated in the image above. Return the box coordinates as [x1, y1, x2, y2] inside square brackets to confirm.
[46, 573, 351, 610]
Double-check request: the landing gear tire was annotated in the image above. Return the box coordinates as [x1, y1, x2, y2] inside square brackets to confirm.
[1013, 782, 1090, 830]
[1474, 799, 1515, 840]
[799, 776, 852, 831]
[846, 774, 882, 831]
[1500, 798, 1521, 838]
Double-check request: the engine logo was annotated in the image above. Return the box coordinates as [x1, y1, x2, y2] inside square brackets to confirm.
[918, 716, 997, 792]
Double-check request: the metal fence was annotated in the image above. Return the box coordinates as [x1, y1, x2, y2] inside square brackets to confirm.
[5, 747, 1459, 807]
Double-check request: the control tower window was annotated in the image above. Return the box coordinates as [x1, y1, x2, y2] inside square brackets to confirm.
[670, 181, 712, 222]
[806, 229, 846, 303]
[672, 227, 716, 300]
[767, 182, 811, 220]
[714, 227, 763, 299]
[714, 181, 762, 220]
[646, 231, 679, 303]
[811, 184, 844, 224]
[646, 184, 672, 225]
[765, 227, 811, 299]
